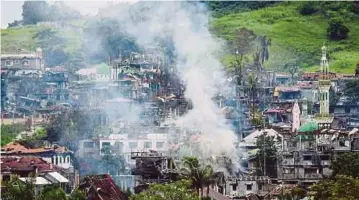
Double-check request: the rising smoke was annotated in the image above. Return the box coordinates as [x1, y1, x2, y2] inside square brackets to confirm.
[77, 1, 241, 172]
[121, 2, 240, 170]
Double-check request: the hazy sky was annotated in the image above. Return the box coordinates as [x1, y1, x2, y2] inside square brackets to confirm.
[1, 1, 137, 28]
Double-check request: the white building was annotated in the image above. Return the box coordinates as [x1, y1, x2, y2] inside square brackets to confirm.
[78, 133, 169, 164]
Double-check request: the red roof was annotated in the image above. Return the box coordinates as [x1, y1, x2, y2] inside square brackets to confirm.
[1, 142, 70, 155]
[79, 174, 128, 200]
[1, 156, 62, 173]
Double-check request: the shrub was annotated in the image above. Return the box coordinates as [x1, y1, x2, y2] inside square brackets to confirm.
[299, 2, 319, 15]
[327, 17, 350, 40]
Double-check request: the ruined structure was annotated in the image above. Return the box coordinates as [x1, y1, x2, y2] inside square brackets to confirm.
[130, 151, 179, 193]
[78, 174, 128, 200]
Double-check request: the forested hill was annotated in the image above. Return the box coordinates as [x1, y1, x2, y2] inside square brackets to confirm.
[1, 1, 359, 73]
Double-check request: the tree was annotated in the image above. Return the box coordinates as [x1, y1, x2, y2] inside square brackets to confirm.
[100, 145, 126, 175]
[69, 189, 86, 200]
[2, 177, 36, 200]
[258, 36, 271, 66]
[230, 52, 245, 87]
[299, 2, 319, 15]
[38, 185, 67, 200]
[343, 79, 359, 104]
[310, 175, 359, 200]
[182, 157, 214, 197]
[283, 62, 300, 84]
[252, 47, 262, 71]
[34, 28, 69, 67]
[8, 20, 22, 28]
[232, 28, 257, 55]
[248, 72, 259, 124]
[331, 152, 359, 178]
[1, 124, 26, 146]
[255, 134, 277, 178]
[130, 179, 200, 200]
[22, 1, 49, 25]
[329, 87, 339, 106]
[327, 16, 350, 40]
[354, 1, 359, 14]
[182, 157, 203, 195]
[34, 127, 47, 140]
[85, 19, 139, 62]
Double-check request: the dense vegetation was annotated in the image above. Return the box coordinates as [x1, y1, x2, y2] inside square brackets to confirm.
[1, 1, 358, 73]
[311, 152, 359, 200]
[212, 1, 359, 73]
[1, 124, 26, 146]
[3, 179, 86, 200]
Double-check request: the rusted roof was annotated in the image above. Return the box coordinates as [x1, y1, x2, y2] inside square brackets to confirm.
[302, 72, 336, 80]
[1, 156, 62, 173]
[1, 142, 70, 154]
[79, 174, 128, 200]
[268, 184, 297, 196]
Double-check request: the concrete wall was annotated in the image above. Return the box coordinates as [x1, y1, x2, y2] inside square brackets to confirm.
[1, 57, 43, 70]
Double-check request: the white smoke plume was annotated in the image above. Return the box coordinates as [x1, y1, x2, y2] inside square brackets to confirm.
[72, 1, 242, 171]
[118, 2, 240, 168]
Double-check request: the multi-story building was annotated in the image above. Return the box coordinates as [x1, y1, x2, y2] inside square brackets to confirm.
[277, 128, 356, 186]
[1, 142, 79, 189]
[225, 175, 274, 198]
[1, 49, 44, 71]
[78, 133, 169, 164]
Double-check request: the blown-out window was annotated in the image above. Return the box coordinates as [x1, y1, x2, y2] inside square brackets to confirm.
[144, 142, 152, 149]
[5, 60, 13, 66]
[23, 60, 29, 66]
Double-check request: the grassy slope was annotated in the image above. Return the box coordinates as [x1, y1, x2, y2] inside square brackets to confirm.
[1, 23, 83, 56]
[1, 4, 358, 73]
[212, 2, 359, 73]
[1, 26, 39, 53]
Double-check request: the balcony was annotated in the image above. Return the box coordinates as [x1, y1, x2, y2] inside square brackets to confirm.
[304, 173, 323, 180]
[279, 173, 296, 180]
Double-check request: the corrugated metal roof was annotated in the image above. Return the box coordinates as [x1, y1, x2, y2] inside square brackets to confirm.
[19, 177, 51, 185]
[47, 171, 69, 183]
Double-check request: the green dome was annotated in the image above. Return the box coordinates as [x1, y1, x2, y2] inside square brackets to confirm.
[298, 121, 319, 133]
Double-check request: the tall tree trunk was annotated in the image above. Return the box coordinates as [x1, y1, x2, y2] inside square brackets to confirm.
[206, 185, 210, 197]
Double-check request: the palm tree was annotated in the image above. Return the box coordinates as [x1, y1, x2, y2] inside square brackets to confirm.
[182, 156, 203, 196]
[248, 72, 258, 124]
[233, 50, 244, 87]
[202, 165, 214, 197]
[252, 47, 262, 71]
[258, 36, 271, 66]
[182, 156, 215, 197]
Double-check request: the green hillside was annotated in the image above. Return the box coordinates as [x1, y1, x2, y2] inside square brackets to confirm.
[1, 2, 358, 73]
[212, 2, 359, 73]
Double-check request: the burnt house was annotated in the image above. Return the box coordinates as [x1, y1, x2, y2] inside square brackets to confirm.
[78, 174, 128, 200]
[41, 71, 69, 101]
[130, 151, 179, 193]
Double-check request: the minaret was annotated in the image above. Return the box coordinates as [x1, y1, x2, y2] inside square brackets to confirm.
[320, 45, 329, 74]
[318, 45, 330, 115]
